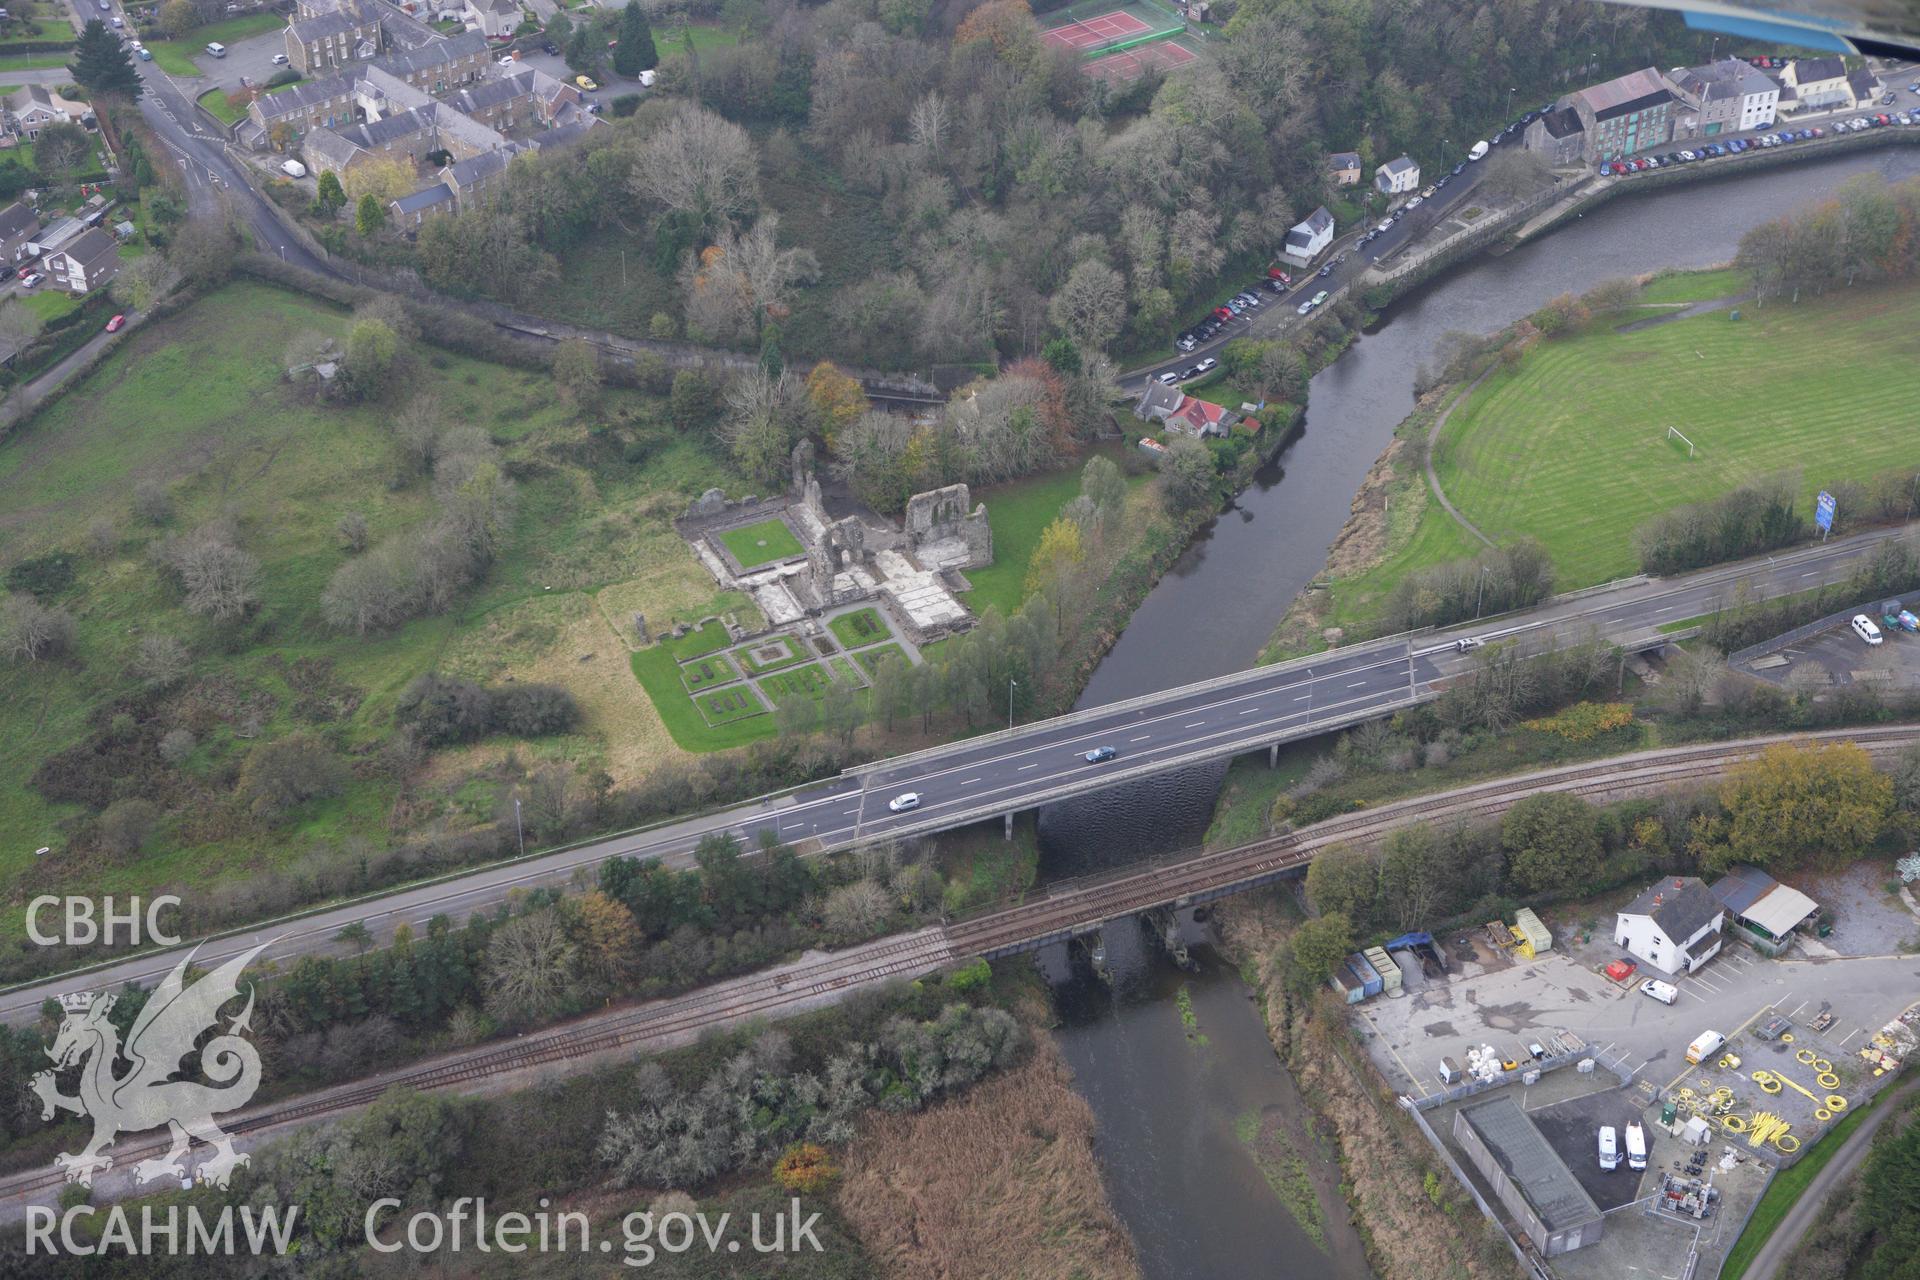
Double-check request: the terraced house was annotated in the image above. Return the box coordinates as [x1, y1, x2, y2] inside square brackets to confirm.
[1665, 57, 1779, 138]
[1565, 67, 1674, 162]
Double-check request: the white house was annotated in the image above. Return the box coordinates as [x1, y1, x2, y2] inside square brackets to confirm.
[1615, 877, 1724, 975]
[465, 0, 521, 38]
[1375, 154, 1419, 195]
[43, 226, 121, 294]
[1775, 56, 1851, 113]
[1281, 205, 1334, 266]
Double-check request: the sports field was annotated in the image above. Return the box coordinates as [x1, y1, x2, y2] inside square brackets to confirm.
[1432, 281, 1920, 586]
[1038, 0, 1183, 59]
[1041, 9, 1150, 49]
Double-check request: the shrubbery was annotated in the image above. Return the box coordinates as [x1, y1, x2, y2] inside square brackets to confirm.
[393, 673, 579, 744]
[1634, 473, 1803, 575]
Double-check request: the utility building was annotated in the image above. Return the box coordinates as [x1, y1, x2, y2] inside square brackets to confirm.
[1454, 1094, 1604, 1256]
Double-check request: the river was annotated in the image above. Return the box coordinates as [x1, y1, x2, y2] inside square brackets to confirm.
[1044, 146, 1920, 1280]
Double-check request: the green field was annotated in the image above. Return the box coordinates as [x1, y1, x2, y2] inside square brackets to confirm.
[760, 662, 832, 703]
[21, 289, 76, 323]
[735, 633, 806, 674]
[665, 618, 730, 660]
[678, 652, 737, 692]
[0, 279, 748, 919]
[631, 647, 773, 750]
[1432, 279, 1920, 587]
[829, 606, 890, 649]
[718, 517, 803, 567]
[854, 642, 907, 674]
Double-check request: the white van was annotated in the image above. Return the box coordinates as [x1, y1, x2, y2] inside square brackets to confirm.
[1597, 1126, 1619, 1171]
[1468, 140, 1490, 161]
[1625, 1122, 1647, 1171]
[1640, 978, 1679, 1005]
[280, 159, 307, 179]
[205, 41, 227, 57]
[1852, 614, 1884, 646]
[1685, 1030, 1726, 1065]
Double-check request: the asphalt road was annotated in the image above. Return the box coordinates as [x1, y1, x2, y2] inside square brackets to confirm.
[4, 525, 1907, 1024]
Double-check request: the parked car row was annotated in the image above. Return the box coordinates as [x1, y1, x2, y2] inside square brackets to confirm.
[1598, 113, 1920, 179]
[1174, 283, 1270, 352]
[1156, 356, 1217, 386]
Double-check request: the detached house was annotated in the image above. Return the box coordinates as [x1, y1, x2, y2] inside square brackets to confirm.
[1523, 106, 1587, 167]
[466, 0, 522, 39]
[1615, 877, 1724, 975]
[3, 84, 77, 140]
[1281, 205, 1334, 266]
[43, 226, 120, 294]
[1325, 151, 1361, 187]
[1134, 381, 1233, 439]
[1374, 155, 1419, 195]
[0, 201, 39, 261]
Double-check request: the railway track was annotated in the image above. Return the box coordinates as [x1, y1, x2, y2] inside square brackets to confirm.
[6, 726, 1913, 1213]
[943, 726, 1920, 957]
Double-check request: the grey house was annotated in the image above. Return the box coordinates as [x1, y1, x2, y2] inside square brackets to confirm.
[1524, 106, 1587, 166]
[1666, 59, 1779, 137]
[1454, 1095, 1604, 1257]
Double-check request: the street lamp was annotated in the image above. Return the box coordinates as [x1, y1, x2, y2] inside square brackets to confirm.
[1475, 565, 1493, 618]
[513, 796, 525, 856]
[1007, 679, 1018, 732]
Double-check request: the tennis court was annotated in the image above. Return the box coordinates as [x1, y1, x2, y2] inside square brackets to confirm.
[1041, 8, 1152, 50]
[1084, 37, 1197, 82]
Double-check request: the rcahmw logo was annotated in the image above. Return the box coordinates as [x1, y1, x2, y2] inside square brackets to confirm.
[27, 942, 292, 1257]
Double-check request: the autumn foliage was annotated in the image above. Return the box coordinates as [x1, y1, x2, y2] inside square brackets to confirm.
[773, 1141, 840, 1194]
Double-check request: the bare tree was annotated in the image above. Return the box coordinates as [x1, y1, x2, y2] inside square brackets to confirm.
[720, 368, 805, 486]
[133, 632, 192, 686]
[174, 532, 262, 621]
[0, 592, 75, 662]
[484, 908, 579, 1027]
[391, 392, 442, 483]
[681, 216, 819, 345]
[629, 105, 761, 230]
[1047, 259, 1126, 353]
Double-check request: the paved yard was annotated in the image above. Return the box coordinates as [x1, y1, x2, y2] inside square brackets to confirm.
[1746, 618, 1920, 690]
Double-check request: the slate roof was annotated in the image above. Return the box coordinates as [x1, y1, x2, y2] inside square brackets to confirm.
[1709, 866, 1818, 937]
[1670, 59, 1778, 104]
[1622, 877, 1721, 944]
[1791, 56, 1847, 84]
[382, 30, 487, 76]
[1285, 205, 1334, 249]
[1540, 106, 1585, 138]
[391, 183, 455, 213]
[1379, 154, 1418, 176]
[1326, 150, 1360, 170]
[290, 10, 368, 43]
[54, 226, 118, 270]
[1848, 68, 1879, 101]
[1460, 1095, 1603, 1233]
[446, 147, 510, 188]
[252, 73, 354, 120]
[0, 201, 38, 241]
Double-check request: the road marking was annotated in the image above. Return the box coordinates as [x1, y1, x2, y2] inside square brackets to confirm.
[1839, 1027, 1861, 1046]
[960, 777, 980, 785]
[1129, 734, 1151, 742]
[1801, 570, 1819, 577]
[1347, 680, 1367, 688]
[1789, 1000, 1808, 1017]
[1652, 606, 1673, 615]
[1238, 707, 1258, 715]
[1017, 763, 1038, 771]
[1294, 694, 1310, 701]
[1184, 720, 1206, 728]
[842, 808, 858, 816]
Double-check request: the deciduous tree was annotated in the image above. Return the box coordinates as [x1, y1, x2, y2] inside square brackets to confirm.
[1715, 742, 1893, 874]
[1501, 791, 1601, 894]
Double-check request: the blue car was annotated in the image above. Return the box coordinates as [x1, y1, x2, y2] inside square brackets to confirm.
[1083, 746, 1117, 764]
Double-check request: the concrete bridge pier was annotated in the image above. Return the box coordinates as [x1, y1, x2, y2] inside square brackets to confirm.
[1004, 811, 1015, 840]
[1270, 742, 1280, 768]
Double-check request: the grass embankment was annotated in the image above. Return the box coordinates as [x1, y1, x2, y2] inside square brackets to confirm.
[0, 279, 746, 923]
[1266, 270, 1920, 658]
[836, 1033, 1139, 1280]
[195, 87, 245, 125]
[1720, 1080, 1898, 1280]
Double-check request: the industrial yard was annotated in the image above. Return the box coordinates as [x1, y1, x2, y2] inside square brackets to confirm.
[1340, 866, 1920, 1279]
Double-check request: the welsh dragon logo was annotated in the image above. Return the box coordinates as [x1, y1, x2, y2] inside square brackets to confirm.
[32, 942, 270, 1189]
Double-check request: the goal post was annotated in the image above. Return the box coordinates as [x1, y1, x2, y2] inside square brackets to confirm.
[1667, 426, 1696, 458]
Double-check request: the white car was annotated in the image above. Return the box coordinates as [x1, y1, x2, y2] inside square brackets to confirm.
[887, 792, 921, 813]
[1193, 356, 1217, 374]
[271, 52, 288, 65]
[1296, 297, 1316, 316]
[1157, 371, 1179, 386]
[1852, 614, 1884, 646]
[1639, 978, 1678, 1005]
[498, 55, 516, 67]
[1406, 195, 1424, 209]
[19, 271, 42, 288]
[1377, 218, 1393, 233]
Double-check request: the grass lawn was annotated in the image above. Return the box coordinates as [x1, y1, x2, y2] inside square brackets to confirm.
[854, 642, 907, 674]
[735, 633, 806, 675]
[760, 662, 832, 704]
[1431, 278, 1920, 587]
[664, 618, 730, 660]
[21, 290, 76, 323]
[718, 517, 803, 568]
[828, 656, 861, 685]
[962, 448, 1146, 618]
[1638, 266, 1749, 305]
[693, 683, 766, 726]
[196, 87, 245, 125]
[678, 652, 737, 693]
[0, 53, 68, 71]
[664, 22, 741, 57]
[0, 279, 748, 929]
[1720, 1080, 1903, 1280]
[829, 606, 891, 649]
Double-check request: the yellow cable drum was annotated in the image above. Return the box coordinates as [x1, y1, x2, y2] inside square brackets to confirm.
[1796, 1049, 1817, 1064]
[1777, 1134, 1801, 1153]
[1815, 1108, 1832, 1121]
[1723, 1114, 1748, 1132]
[1827, 1095, 1849, 1111]
[1818, 1072, 1841, 1090]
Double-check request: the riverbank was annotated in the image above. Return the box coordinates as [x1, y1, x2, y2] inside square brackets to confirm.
[1215, 891, 1522, 1280]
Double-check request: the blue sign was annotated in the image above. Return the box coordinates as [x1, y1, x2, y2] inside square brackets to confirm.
[1815, 490, 1836, 532]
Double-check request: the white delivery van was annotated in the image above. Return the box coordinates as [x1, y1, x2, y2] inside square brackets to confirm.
[280, 159, 308, 179]
[1686, 1030, 1726, 1065]
[1625, 1122, 1647, 1171]
[1597, 1126, 1619, 1171]
[206, 41, 227, 57]
[1640, 978, 1679, 1005]
[1468, 140, 1490, 161]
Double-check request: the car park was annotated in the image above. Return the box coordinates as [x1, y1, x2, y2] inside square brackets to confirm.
[1853, 614, 1885, 645]
[271, 52, 288, 65]
[888, 792, 921, 813]
[1267, 267, 1292, 285]
[1212, 306, 1232, 320]
[1267, 278, 1287, 293]
[1083, 746, 1117, 763]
